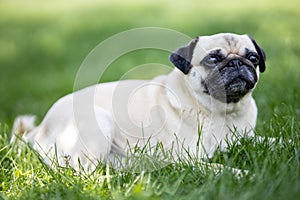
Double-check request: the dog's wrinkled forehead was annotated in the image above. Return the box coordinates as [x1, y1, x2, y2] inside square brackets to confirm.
[192, 33, 255, 65]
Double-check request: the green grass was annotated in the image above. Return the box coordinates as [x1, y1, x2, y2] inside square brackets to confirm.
[1, 0, 300, 199]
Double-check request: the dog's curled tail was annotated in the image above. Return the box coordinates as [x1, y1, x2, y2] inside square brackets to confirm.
[10, 115, 37, 144]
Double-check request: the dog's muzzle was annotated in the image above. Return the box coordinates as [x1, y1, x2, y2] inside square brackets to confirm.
[203, 59, 258, 103]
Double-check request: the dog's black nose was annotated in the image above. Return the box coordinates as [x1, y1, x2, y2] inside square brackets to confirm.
[228, 59, 243, 68]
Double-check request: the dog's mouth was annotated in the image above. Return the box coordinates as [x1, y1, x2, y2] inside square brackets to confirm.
[202, 60, 257, 103]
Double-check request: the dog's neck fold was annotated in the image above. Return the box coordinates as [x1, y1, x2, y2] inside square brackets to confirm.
[165, 69, 202, 114]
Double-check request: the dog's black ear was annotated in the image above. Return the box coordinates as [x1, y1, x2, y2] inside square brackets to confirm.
[247, 35, 266, 73]
[169, 37, 199, 74]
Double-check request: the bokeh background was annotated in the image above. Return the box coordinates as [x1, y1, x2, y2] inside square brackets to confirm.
[0, 0, 299, 134]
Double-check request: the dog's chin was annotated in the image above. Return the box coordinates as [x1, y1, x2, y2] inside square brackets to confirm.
[203, 66, 257, 103]
[224, 78, 253, 103]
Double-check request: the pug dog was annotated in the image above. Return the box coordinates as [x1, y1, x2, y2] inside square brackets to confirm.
[11, 33, 266, 171]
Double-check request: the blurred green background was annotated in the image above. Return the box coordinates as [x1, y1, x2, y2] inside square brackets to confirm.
[0, 0, 299, 134]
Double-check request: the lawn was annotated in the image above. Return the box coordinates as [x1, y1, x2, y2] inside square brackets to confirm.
[1, 0, 300, 199]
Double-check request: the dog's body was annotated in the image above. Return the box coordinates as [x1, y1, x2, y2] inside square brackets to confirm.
[11, 33, 266, 171]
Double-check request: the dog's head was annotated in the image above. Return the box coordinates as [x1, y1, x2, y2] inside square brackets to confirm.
[169, 33, 266, 104]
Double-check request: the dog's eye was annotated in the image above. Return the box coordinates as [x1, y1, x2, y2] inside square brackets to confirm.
[203, 55, 222, 67]
[248, 55, 259, 65]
